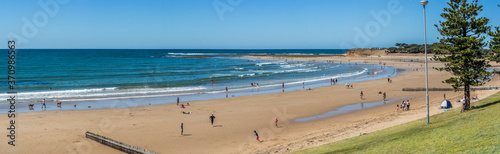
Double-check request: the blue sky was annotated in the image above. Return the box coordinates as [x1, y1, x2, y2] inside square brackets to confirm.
[1, 0, 500, 49]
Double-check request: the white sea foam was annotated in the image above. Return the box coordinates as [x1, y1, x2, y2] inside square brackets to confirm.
[210, 74, 235, 78]
[255, 62, 273, 66]
[167, 53, 222, 56]
[280, 63, 305, 68]
[0, 86, 207, 103]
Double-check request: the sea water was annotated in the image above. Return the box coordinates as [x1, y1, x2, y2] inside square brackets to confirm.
[0, 49, 400, 107]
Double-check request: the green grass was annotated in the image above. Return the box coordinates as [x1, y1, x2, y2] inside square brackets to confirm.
[296, 93, 500, 154]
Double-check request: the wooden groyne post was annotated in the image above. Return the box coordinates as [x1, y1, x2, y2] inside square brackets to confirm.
[85, 131, 159, 154]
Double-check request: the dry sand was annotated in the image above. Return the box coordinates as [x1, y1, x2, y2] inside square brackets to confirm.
[2, 55, 499, 154]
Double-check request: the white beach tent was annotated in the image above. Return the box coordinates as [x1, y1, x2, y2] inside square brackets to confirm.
[440, 100, 453, 109]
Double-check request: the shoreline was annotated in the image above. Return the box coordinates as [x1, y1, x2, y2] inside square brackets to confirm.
[2, 54, 499, 154]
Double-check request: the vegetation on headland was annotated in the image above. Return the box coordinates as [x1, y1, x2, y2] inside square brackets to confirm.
[387, 43, 439, 54]
[295, 91, 500, 153]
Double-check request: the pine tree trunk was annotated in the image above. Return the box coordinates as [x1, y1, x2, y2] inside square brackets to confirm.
[464, 83, 471, 111]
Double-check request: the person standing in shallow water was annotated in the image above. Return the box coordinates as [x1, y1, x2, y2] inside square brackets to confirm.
[282, 82, 285, 92]
[42, 99, 46, 110]
[177, 97, 179, 106]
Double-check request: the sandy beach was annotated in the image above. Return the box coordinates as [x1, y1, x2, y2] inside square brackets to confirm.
[2, 54, 500, 154]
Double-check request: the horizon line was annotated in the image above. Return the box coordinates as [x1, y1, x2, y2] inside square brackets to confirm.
[3, 48, 356, 50]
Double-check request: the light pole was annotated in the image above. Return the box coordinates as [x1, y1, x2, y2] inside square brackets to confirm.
[420, 0, 429, 125]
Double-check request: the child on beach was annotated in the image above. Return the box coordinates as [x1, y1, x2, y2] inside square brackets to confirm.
[396, 105, 399, 111]
[181, 123, 184, 136]
[406, 100, 410, 110]
[275, 117, 278, 127]
[181, 104, 185, 108]
[254, 130, 259, 141]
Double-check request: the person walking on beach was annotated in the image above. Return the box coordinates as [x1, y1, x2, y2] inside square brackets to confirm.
[360, 91, 363, 99]
[275, 117, 278, 127]
[210, 114, 216, 127]
[254, 130, 259, 141]
[382, 92, 386, 101]
[181, 123, 184, 136]
[177, 97, 180, 106]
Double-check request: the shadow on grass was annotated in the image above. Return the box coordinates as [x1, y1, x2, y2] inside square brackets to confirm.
[472, 100, 500, 109]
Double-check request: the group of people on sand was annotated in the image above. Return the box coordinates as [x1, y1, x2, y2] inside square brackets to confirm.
[178, 97, 191, 112]
[330, 78, 338, 85]
[345, 83, 353, 89]
[396, 100, 411, 111]
[177, 97, 278, 142]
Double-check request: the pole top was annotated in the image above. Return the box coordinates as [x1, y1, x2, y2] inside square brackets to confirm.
[420, 0, 428, 6]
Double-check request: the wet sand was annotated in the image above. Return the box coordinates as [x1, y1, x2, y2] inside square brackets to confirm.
[2, 55, 499, 154]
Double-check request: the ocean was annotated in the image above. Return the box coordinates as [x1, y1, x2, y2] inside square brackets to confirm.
[1, 49, 399, 106]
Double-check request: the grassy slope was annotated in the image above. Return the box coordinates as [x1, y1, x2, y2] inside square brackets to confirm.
[296, 92, 500, 153]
